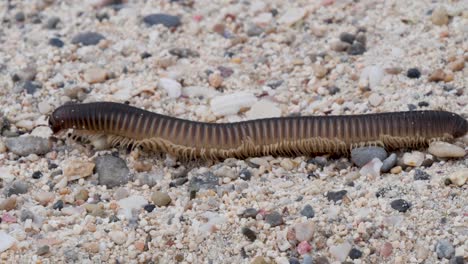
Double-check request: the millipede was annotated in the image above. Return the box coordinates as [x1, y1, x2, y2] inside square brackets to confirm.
[49, 102, 467, 160]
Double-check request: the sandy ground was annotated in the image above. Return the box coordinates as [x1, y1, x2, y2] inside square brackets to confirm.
[0, 0, 467, 263]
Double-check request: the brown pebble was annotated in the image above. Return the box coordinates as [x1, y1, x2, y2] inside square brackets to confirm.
[208, 72, 223, 88]
[314, 64, 328, 79]
[431, 6, 449, 26]
[330, 41, 350, 52]
[83, 242, 100, 253]
[133, 161, 152, 172]
[0, 197, 17, 211]
[134, 241, 145, 252]
[448, 59, 465, 72]
[428, 69, 446, 82]
[385, 67, 403, 75]
[390, 166, 402, 174]
[380, 242, 393, 258]
[443, 72, 454, 82]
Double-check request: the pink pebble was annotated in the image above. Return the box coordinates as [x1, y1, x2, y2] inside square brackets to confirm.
[193, 15, 203, 22]
[2, 213, 17, 223]
[322, 0, 335, 6]
[380, 242, 393, 258]
[297, 241, 312, 255]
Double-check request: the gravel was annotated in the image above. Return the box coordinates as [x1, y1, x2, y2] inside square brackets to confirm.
[300, 204, 315, 219]
[143, 14, 181, 28]
[71, 32, 105, 46]
[95, 155, 130, 188]
[264, 211, 283, 227]
[435, 239, 455, 259]
[4, 136, 51, 156]
[390, 199, 411, 213]
[326, 190, 347, 203]
[351, 147, 388, 167]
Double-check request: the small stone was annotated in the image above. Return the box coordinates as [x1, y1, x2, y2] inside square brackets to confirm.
[385, 67, 403, 75]
[339, 32, 355, 44]
[303, 255, 315, 264]
[446, 169, 468, 186]
[435, 239, 454, 259]
[277, 8, 306, 26]
[168, 48, 199, 58]
[188, 172, 219, 193]
[63, 159, 95, 181]
[135, 172, 163, 187]
[239, 168, 252, 181]
[448, 59, 465, 72]
[34, 191, 55, 205]
[0, 231, 16, 253]
[349, 248, 362, 259]
[369, 93, 383, 107]
[413, 169, 431, 181]
[49, 38, 64, 48]
[5, 181, 29, 196]
[428, 141, 465, 158]
[380, 242, 393, 258]
[245, 100, 281, 120]
[0, 140, 6, 153]
[144, 204, 155, 212]
[294, 221, 315, 241]
[329, 242, 352, 262]
[297, 241, 312, 255]
[326, 190, 347, 202]
[71, 32, 105, 46]
[251, 256, 268, 264]
[347, 42, 366, 55]
[289, 257, 300, 264]
[75, 189, 89, 201]
[428, 69, 446, 82]
[390, 199, 411, 212]
[151, 191, 171, 207]
[117, 195, 147, 219]
[381, 153, 397, 173]
[95, 155, 130, 188]
[23, 81, 42, 94]
[450, 256, 465, 264]
[246, 24, 264, 37]
[158, 78, 181, 98]
[241, 227, 256, 242]
[4, 136, 51, 156]
[313, 64, 328, 79]
[431, 7, 450, 26]
[143, 14, 181, 28]
[300, 204, 315, 218]
[37, 245, 50, 256]
[407, 68, 421, 78]
[264, 211, 283, 227]
[84, 203, 106, 217]
[210, 92, 257, 117]
[20, 209, 34, 221]
[403, 151, 425, 167]
[113, 188, 129, 200]
[53, 200, 64, 210]
[359, 158, 383, 178]
[330, 41, 350, 52]
[208, 72, 223, 88]
[0, 197, 17, 211]
[242, 208, 258, 218]
[109, 230, 127, 245]
[15, 12, 25, 22]
[84, 67, 107, 84]
[45, 17, 60, 29]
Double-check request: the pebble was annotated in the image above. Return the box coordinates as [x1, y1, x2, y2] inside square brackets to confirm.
[241, 227, 256, 242]
[34, 191, 55, 205]
[242, 208, 258, 218]
[329, 242, 352, 262]
[277, 8, 307, 26]
[369, 93, 383, 107]
[381, 153, 397, 173]
[0, 140, 6, 153]
[428, 69, 446, 82]
[314, 64, 328, 79]
[4, 136, 51, 156]
[20, 209, 34, 222]
[245, 100, 282, 120]
[5, 181, 29, 196]
[246, 24, 264, 37]
[49, 38, 64, 48]
[75, 189, 89, 201]
[428, 141, 465, 158]
[339, 32, 355, 44]
[15, 12, 25, 22]
[0, 231, 16, 253]
[117, 195, 147, 219]
[359, 158, 383, 178]
[347, 42, 366, 55]
[349, 248, 362, 259]
[95, 155, 130, 188]
[380, 242, 393, 258]
[300, 204, 315, 218]
[407, 68, 421, 78]
[71, 32, 105, 46]
[239, 168, 252, 181]
[330, 41, 350, 52]
[158, 78, 182, 98]
[36, 245, 50, 256]
[264, 211, 283, 227]
[136, 172, 163, 187]
[359, 66, 384, 89]
[294, 221, 314, 241]
[447, 169, 468, 186]
[84, 67, 107, 84]
[413, 169, 431, 181]
[431, 7, 450, 26]
[448, 59, 464, 72]
[210, 92, 257, 117]
[188, 172, 219, 193]
[435, 239, 455, 259]
[151, 191, 172, 207]
[0, 197, 17, 211]
[23, 81, 42, 94]
[385, 67, 403, 75]
[403, 151, 425, 167]
[297, 241, 312, 255]
[45, 17, 60, 29]
[251, 256, 268, 264]
[208, 72, 223, 88]
[38, 101, 53, 114]
[143, 14, 181, 28]
[109, 230, 127, 245]
[63, 159, 95, 181]
[351, 147, 388, 167]
[326, 190, 347, 202]
[303, 255, 314, 264]
[390, 199, 411, 212]
[53, 200, 64, 210]
[168, 48, 199, 58]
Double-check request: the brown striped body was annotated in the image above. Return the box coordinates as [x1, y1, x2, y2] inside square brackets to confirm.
[49, 102, 468, 160]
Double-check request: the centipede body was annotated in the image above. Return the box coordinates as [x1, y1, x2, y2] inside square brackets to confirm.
[49, 102, 468, 160]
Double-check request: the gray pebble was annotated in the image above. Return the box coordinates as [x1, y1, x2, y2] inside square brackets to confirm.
[307, 156, 328, 167]
[4, 136, 51, 156]
[390, 199, 411, 212]
[449, 256, 465, 264]
[49, 38, 64, 48]
[45, 17, 60, 29]
[169, 48, 200, 58]
[36, 245, 50, 256]
[20, 209, 34, 222]
[351, 146, 388, 167]
[381, 153, 397, 172]
[413, 169, 431, 181]
[300, 204, 315, 218]
[71, 32, 105, 46]
[135, 172, 163, 187]
[347, 42, 366, 55]
[188, 171, 219, 192]
[242, 208, 258, 218]
[23, 81, 42, 94]
[289, 257, 300, 264]
[264, 211, 283, 227]
[239, 168, 252, 181]
[314, 256, 330, 264]
[303, 255, 313, 264]
[15, 12, 25, 22]
[63, 248, 79, 262]
[246, 24, 264, 37]
[435, 239, 455, 259]
[326, 190, 347, 202]
[4, 181, 29, 196]
[95, 155, 130, 188]
[241, 226, 257, 242]
[339, 32, 355, 44]
[143, 13, 181, 28]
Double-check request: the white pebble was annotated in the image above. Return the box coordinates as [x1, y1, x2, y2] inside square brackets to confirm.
[31, 126, 53, 139]
[369, 93, 383, 107]
[278, 8, 307, 26]
[158, 78, 181, 98]
[294, 221, 315, 241]
[428, 141, 465, 158]
[83, 67, 107, 84]
[182, 86, 220, 98]
[245, 100, 282, 120]
[448, 169, 468, 186]
[329, 242, 352, 262]
[0, 231, 16, 252]
[359, 66, 384, 89]
[403, 151, 425, 167]
[15, 120, 34, 130]
[117, 195, 147, 219]
[38, 102, 53, 114]
[210, 92, 257, 117]
[359, 158, 383, 178]
[109, 230, 127, 245]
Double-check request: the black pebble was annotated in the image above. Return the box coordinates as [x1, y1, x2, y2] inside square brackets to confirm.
[414, 169, 431, 180]
[48, 163, 58, 170]
[141, 52, 152, 59]
[339, 32, 355, 44]
[143, 13, 181, 28]
[300, 204, 315, 218]
[407, 68, 421, 79]
[71, 32, 105, 46]
[407, 104, 417, 111]
[32, 171, 43, 179]
[241, 227, 257, 242]
[49, 38, 64, 48]
[289, 258, 300, 264]
[23, 81, 41, 94]
[418, 101, 429, 107]
[144, 204, 156, 212]
[390, 199, 411, 212]
[326, 190, 347, 202]
[53, 200, 64, 210]
[349, 248, 362, 259]
[239, 168, 252, 181]
[347, 42, 366, 55]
